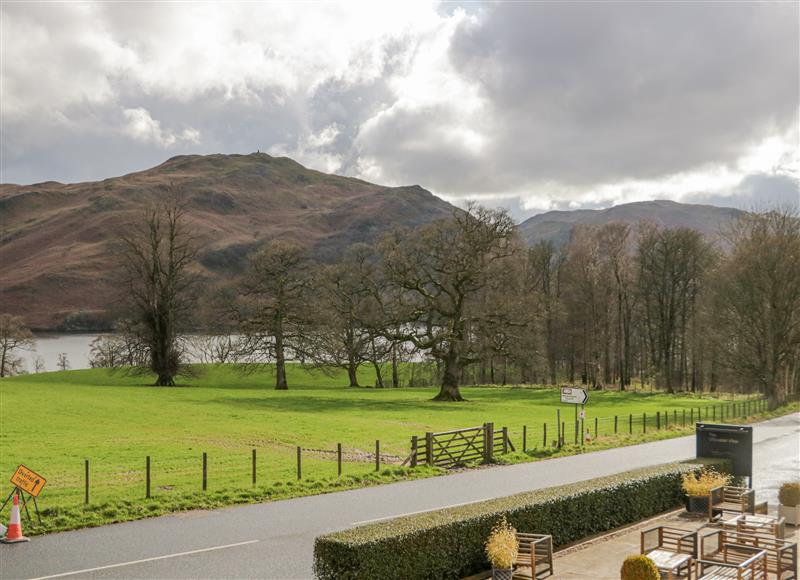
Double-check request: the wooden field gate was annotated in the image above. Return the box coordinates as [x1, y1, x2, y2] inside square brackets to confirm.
[405, 422, 514, 468]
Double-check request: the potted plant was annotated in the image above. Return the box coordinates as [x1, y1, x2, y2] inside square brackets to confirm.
[778, 482, 800, 525]
[485, 516, 518, 580]
[682, 469, 730, 514]
[620, 555, 660, 580]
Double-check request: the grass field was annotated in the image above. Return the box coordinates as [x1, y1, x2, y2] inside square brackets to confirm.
[0, 364, 778, 533]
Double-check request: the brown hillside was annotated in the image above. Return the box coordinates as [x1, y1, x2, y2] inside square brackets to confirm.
[0, 153, 456, 329]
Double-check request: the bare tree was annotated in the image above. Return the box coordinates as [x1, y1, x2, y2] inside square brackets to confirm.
[33, 355, 45, 373]
[637, 224, 713, 392]
[303, 244, 381, 387]
[0, 314, 34, 377]
[379, 205, 517, 401]
[527, 241, 564, 384]
[57, 352, 71, 372]
[237, 240, 313, 390]
[88, 334, 148, 368]
[715, 209, 800, 406]
[117, 196, 198, 386]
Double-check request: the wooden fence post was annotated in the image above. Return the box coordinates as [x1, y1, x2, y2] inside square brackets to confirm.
[629, 413, 632, 434]
[485, 423, 494, 463]
[411, 436, 418, 468]
[594, 417, 598, 438]
[146, 455, 151, 499]
[502, 427, 508, 454]
[561, 421, 565, 447]
[375, 440, 380, 472]
[296, 446, 302, 480]
[657, 411, 661, 430]
[202, 452, 207, 491]
[425, 432, 433, 466]
[614, 415, 618, 434]
[252, 449, 256, 486]
[542, 423, 546, 448]
[643, 413, 647, 433]
[522, 425, 527, 452]
[556, 410, 561, 446]
[673, 410, 677, 424]
[337, 443, 342, 477]
[85, 459, 89, 504]
[690, 408, 694, 424]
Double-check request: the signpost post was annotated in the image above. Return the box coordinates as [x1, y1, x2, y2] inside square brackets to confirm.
[696, 423, 753, 486]
[1, 465, 46, 524]
[561, 387, 589, 446]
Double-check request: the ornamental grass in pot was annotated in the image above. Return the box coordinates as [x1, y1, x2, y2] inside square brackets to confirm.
[485, 516, 518, 580]
[778, 482, 800, 525]
[682, 469, 730, 514]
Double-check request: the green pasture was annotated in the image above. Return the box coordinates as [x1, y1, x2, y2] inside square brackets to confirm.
[0, 365, 761, 517]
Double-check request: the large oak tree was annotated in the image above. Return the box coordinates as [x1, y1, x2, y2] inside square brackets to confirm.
[379, 205, 517, 401]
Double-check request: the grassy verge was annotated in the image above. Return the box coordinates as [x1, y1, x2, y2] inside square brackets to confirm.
[21, 466, 443, 536]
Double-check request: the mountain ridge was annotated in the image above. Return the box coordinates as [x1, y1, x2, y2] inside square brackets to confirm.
[0, 152, 457, 329]
[519, 199, 743, 246]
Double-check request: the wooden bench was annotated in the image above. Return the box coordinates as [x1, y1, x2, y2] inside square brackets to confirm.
[709, 486, 756, 522]
[512, 532, 553, 579]
[641, 526, 698, 578]
[696, 544, 767, 579]
[700, 528, 797, 580]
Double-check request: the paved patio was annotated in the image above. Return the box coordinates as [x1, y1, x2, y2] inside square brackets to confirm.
[550, 507, 799, 579]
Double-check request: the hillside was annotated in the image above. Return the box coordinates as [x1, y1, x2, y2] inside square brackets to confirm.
[519, 199, 743, 247]
[0, 153, 457, 329]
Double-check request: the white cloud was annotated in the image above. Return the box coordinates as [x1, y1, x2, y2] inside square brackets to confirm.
[1, 1, 797, 216]
[269, 124, 343, 174]
[122, 108, 200, 148]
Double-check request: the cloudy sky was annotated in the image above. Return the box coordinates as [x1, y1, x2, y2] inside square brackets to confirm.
[2, 1, 798, 218]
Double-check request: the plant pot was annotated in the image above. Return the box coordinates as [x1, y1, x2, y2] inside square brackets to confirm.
[779, 504, 800, 526]
[492, 568, 514, 580]
[686, 495, 709, 514]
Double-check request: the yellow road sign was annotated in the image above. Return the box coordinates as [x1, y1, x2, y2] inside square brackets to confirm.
[10, 465, 46, 497]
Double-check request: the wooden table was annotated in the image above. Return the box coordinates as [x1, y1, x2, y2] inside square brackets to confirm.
[720, 513, 785, 538]
[647, 549, 693, 579]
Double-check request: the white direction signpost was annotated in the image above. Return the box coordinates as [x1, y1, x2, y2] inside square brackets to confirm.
[560, 386, 589, 405]
[560, 387, 589, 446]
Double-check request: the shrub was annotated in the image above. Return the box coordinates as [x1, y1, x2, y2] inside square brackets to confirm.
[620, 555, 660, 580]
[485, 516, 517, 570]
[681, 469, 730, 497]
[779, 482, 800, 507]
[314, 462, 699, 580]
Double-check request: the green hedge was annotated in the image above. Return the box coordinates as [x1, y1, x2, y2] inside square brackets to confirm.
[314, 462, 702, 579]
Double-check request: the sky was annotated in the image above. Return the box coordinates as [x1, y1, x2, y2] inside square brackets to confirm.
[1, 1, 798, 219]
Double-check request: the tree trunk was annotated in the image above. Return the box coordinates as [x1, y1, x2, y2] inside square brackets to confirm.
[275, 332, 288, 390]
[391, 343, 399, 387]
[347, 358, 359, 387]
[154, 373, 175, 386]
[433, 347, 464, 401]
[373, 362, 384, 388]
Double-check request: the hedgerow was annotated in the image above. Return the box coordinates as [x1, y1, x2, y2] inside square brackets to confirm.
[314, 462, 705, 579]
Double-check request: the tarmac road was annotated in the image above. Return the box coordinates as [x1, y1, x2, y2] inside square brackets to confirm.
[2, 413, 797, 580]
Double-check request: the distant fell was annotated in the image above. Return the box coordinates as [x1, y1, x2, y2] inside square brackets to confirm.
[518, 199, 743, 246]
[0, 153, 456, 329]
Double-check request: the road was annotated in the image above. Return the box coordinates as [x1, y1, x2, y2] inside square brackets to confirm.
[2, 413, 798, 580]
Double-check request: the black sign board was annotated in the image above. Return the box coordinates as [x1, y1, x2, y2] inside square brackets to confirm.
[696, 423, 753, 481]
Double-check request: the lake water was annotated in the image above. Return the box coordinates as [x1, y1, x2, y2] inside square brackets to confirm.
[23, 334, 207, 372]
[22, 334, 99, 372]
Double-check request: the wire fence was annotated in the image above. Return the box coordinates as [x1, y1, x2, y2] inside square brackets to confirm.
[14, 396, 769, 509]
